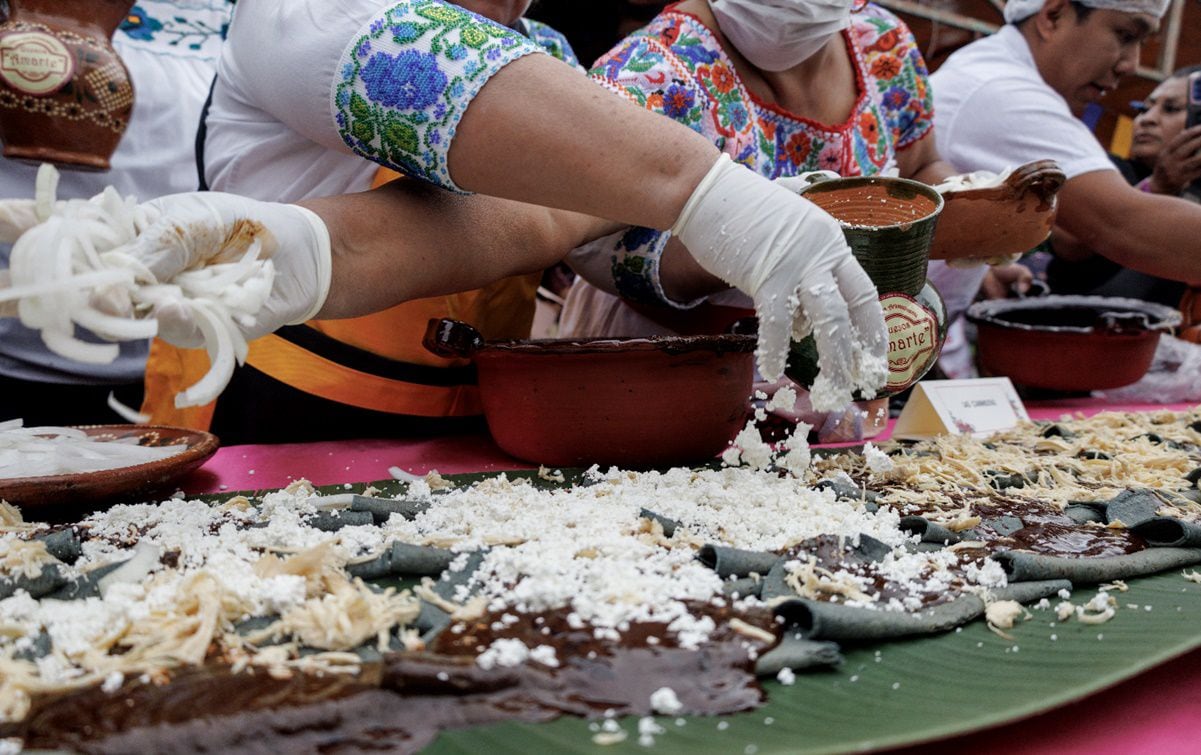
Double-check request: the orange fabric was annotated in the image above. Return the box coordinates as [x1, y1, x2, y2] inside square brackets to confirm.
[242, 333, 483, 416]
[140, 337, 217, 430]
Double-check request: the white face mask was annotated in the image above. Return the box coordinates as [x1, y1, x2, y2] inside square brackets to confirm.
[711, 0, 854, 72]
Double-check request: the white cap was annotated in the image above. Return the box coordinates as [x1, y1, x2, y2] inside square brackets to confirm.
[1004, 0, 1171, 24]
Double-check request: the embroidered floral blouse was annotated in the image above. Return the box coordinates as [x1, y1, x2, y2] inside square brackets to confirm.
[587, 3, 935, 307]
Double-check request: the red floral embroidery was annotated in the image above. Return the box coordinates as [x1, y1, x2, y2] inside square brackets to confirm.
[873, 29, 900, 52]
[711, 63, 736, 93]
[783, 132, 812, 165]
[859, 111, 880, 144]
[870, 55, 901, 80]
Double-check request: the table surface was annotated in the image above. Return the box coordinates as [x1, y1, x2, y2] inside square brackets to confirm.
[173, 399, 1201, 755]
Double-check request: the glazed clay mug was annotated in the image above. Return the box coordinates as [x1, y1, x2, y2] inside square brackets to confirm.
[0, 0, 135, 170]
[787, 175, 948, 396]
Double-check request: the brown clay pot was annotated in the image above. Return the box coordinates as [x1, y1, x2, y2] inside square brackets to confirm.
[966, 295, 1181, 391]
[0, 0, 135, 170]
[929, 160, 1066, 262]
[424, 318, 756, 468]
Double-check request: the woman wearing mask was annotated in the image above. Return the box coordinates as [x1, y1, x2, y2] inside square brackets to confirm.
[557, 0, 965, 433]
[562, 0, 958, 340]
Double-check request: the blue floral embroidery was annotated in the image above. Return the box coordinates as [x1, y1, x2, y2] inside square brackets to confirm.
[524, 20, 578, 66]
[118, 1, 229, 53]
[334, 0, 544, 191]
[120, 7, 163, 41]
[362, 50, 448, 110]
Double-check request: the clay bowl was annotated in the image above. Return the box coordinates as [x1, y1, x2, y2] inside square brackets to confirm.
[800, 175, 944, 297]
[424, 318, 756, 468]
[929, 160, 1066, 262]
[967, 295, 1181, 391]
[0, 425, 219, 519]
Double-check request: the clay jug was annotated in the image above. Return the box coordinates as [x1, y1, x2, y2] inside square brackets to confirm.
[0, 0, 135, 170]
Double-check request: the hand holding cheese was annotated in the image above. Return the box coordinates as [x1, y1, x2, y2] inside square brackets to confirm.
[671, 155, 888, 409]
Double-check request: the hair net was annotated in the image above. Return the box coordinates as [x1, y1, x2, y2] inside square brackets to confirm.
[1004, 0, 1171, 24]
[710, 0, 854, 72]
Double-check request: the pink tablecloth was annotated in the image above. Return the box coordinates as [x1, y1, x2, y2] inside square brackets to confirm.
[173, 399, 1201, 754]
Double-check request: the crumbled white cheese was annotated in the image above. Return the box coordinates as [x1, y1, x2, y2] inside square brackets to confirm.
[776, 668, 796, 685]
[650, 686, 683, 715]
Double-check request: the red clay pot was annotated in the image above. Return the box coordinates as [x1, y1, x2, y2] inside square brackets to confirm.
[967, 295, 1181, 391]
[425, 318, 756, 468]
[0, 0, 135, 170]
[929, 160, 1066, 262]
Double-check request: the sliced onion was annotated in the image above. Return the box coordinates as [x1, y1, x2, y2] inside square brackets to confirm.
[107, 391, 151, 424]
[2, 164, 277, 412]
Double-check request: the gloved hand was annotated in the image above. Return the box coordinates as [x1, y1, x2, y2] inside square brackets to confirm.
[119, 192, 333, 347]
[0, 199, 38, 244]
[672, 155, 887, 410]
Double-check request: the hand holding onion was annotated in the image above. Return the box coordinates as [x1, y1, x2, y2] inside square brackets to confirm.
[0, 165, 332, 409]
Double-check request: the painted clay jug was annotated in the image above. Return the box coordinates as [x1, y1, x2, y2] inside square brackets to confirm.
[0, 0, 135, 170]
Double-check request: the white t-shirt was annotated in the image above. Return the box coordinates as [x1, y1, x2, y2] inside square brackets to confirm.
[0, 0, 233, 384]
[927, 24, 1116, 377]
[203, 1, 385, 201]
[204, 0, 550, 202]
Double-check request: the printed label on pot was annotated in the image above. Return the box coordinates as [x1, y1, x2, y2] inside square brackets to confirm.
[0, 32, 74, 96]
[883, 292, 940, 392]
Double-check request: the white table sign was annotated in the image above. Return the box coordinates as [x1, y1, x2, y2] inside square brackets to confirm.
[892, 378, 1029, 440]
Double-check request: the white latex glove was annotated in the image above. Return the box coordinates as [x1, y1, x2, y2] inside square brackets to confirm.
[0, 199, 38, 244]
[119, 192, 332, 347]
[672, 155, 887, 410]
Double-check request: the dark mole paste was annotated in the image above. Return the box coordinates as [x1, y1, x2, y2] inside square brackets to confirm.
[7, 604, 774, 754]
[785, 534, 975, 609]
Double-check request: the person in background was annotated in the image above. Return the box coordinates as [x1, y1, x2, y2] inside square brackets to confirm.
[0, 0, 235, 425]
[143, 0, 586, 442]
[1045, 63, 1201, 307]
[560, 0, 958, 341]
[555, 0, 985, 436]
[929, 0, 1201, 377]
[93, 0, 888, 442]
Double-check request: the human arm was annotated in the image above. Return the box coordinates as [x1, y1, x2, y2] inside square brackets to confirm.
[1054, 170, 1201, 283]
[896, 134, 958, 186]
[99, 1, 886, 398]
[304, 181, 618, 319]
[1144, 124, 1201, 196]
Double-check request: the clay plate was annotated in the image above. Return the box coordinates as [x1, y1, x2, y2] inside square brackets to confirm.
[0, 425, 219, 514]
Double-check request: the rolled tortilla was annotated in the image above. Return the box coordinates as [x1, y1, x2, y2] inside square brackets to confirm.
[698, 545, 780, 579]
[346, 542, 457, 580]
[306, 510, 375, 532]
[899, 516, 961, 545]
[721, 576, 763, 599]
[0, 563, 65, 600]
[755, 630, 842, 676]
[1103, 489, 1162, 528]
[639, 508, 679, 538]
[349, 495, 430, 524]
[44, 560, 123, 601]
[34, 528, 82, 565]
[996, 548, 1201, 583]
[772, 579, 1070, 642]
[1132, 518, 1201, 549]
